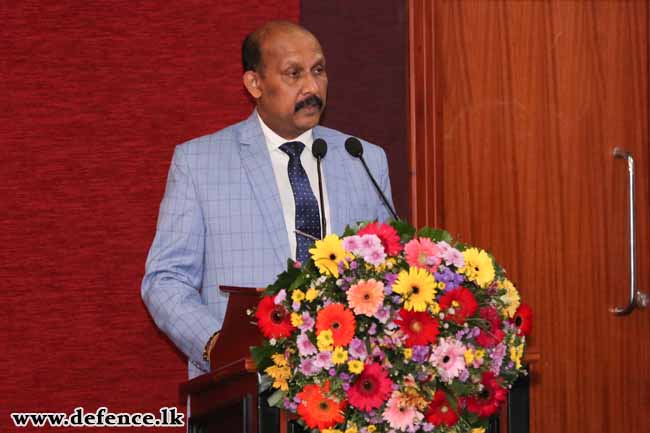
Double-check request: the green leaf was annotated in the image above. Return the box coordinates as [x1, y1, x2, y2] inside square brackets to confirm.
[289, 272, 308, 291]
[267, 389, 287, 408]
[416, 226, 453, 243]
[265, 262, 302, 294]
[390, 219, 416, 242]
[249, 344, 274, 371]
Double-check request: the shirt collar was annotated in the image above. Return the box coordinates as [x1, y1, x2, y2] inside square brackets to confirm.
[256, 111, 314, 152]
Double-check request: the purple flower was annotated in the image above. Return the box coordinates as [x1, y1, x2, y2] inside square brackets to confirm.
[342, 382, 350, 391]
[315, 351, 333, 369]
[343, 235, 362, 253]
[374, 306, 391, 323]
[371, 346, 385, 361]
[384, 272, 399, 286]
[411, 345, 430, 363]
[349, 338, 368, 360]
[300, 358, 319, 376]
[292, 301, 300, 311]
[297, 333, 317, 357]
[359, 234, 382, 252]
[350, 260, 358, 270]
[339, 372, 351, 381]
[364, 248, 387, 266]
[368, 322, 378, 335]
[328, 368, 337, 377]
[434, 266, 465, 291]
[274, 289, 286, 304]
[490, 342, 507, 375]
[438, 241, 464, 267]
[299, 312, 315, 332]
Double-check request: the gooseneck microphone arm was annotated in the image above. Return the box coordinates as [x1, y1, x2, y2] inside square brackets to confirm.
[312, 138, 328, 238]
[344, 137, 400, 221]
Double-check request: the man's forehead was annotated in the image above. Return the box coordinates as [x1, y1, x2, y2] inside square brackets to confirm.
[261, 29, 324, 63]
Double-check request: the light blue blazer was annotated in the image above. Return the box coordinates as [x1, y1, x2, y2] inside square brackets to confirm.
[141, 111, 394, 379]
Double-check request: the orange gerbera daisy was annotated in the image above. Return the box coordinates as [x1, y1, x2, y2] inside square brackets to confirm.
[347, 278, 385, 316]
[316, 303, 356, 347]
[297, 382, 346, 430]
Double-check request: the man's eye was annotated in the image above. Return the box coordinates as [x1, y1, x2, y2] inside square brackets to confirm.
[313, 66, 325, 75]
[287, 70, 301, 78]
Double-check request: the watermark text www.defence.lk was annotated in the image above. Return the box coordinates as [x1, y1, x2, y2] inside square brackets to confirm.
[11, 406, 184, 427]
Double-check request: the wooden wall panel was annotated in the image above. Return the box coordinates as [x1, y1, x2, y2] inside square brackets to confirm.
[409, 1, 650, 432]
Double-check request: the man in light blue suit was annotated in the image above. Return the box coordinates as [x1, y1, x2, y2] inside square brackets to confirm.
[141, 21, 394, 380]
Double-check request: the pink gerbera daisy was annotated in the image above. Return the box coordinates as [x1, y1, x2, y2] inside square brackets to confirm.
[382, 391, 424, 430]
[404, 237, 442, 273]
[347, 279, 385, 316]
[430, 338, 467, 382]
[358, 222, 402, 255]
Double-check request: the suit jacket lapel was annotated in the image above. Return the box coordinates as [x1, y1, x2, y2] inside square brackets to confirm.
[239, 112, 291, 267]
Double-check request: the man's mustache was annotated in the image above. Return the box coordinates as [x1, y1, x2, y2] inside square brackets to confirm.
[294, 95, 323, 113]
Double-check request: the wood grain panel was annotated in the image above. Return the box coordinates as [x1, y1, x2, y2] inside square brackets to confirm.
[409, 1, 650, 432]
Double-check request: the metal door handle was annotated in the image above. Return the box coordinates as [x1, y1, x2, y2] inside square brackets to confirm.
[610, 147, 649, 315]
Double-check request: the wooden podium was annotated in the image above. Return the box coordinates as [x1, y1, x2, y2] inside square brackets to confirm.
[179, 287, 304, 433]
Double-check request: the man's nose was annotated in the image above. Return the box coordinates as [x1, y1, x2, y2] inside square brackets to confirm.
[302, 71, 320, 95]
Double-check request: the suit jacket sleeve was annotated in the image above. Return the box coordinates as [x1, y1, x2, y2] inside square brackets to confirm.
[141, 144, 219, 373]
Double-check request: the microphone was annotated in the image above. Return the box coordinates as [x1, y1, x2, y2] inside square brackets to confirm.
[344, 137, 399, 221]
[312, 138, 328, 238]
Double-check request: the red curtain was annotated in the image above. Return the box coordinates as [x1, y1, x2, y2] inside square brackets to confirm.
[0, 1, 298, 430]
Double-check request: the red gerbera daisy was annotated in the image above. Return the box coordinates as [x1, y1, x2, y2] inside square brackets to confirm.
[255, 295, 295, 339]
[394, 309, 439, 347]
[463, 372, 507, 417]
[475, 306, 505, 348]
[358, 221, 402, 255]
[297, 382, 346, 429]
[511, 303, 533, 336]
[425, 390, 459, 427]
[438, 287, 479, 325]
[347, 363, 393, 411]
[315, 303, 356, 347]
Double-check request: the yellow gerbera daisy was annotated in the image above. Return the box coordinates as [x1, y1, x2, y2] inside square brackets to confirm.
[348, 359, 364, 374]
[392, 267, 437, 312]
[332, 347, 348, 365]
[510, 343, 524, 369]
[460, 248, 495, 288]
[264, 364, 291, 391]
[499, 278, 520, 318]
[305, 287, 319, 302]
[309, 234, 348, 277]
[290, 312, 303, 327]
[291, 289, 305, 303]
[317, 329, 334, 351]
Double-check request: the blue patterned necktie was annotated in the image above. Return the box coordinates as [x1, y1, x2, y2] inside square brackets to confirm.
[280, 141, 322, 263]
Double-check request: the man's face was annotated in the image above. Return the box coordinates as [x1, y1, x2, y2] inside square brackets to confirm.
[246, 30, 328, 140]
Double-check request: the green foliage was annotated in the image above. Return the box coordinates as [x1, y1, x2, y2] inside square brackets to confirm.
[390, 219, 416, 242]
[267, 389, 286, 408]
[249, 343, 274, 371]
[265, 260, 302, 295]
[417, 226, 453, 243]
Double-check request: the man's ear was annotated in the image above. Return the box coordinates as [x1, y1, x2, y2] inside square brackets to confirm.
[243, 71, 262, 99]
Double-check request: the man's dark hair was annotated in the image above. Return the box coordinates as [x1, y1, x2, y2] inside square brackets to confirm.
[242, 32, 260, 72]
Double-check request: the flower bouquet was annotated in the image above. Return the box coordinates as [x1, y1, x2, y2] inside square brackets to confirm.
[250, 221, 532, 433]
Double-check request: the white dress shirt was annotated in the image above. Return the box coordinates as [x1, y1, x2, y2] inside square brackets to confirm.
[257, 113, 331, 261]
